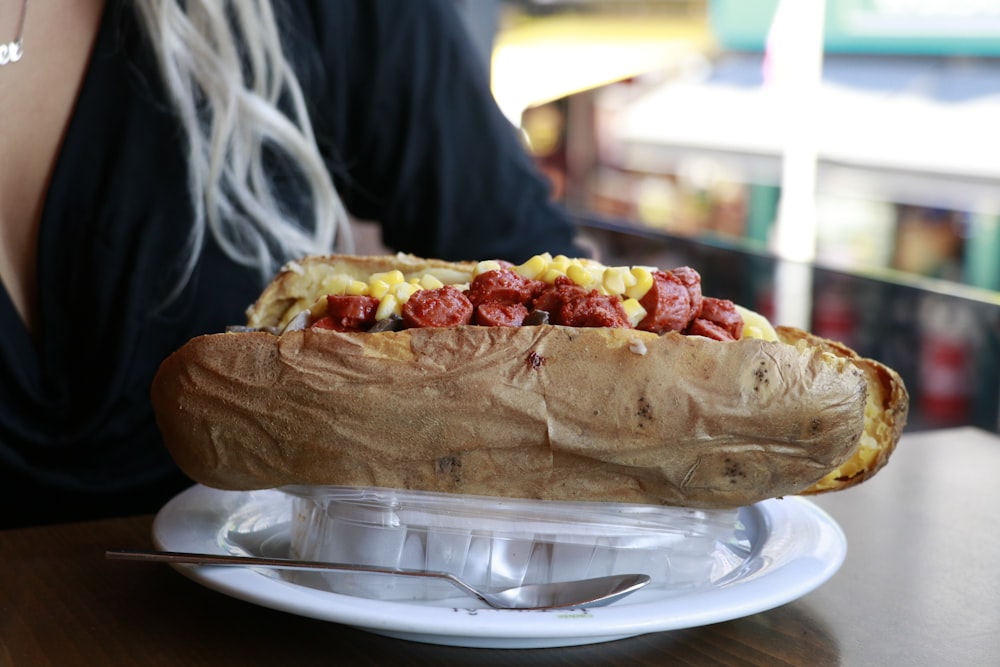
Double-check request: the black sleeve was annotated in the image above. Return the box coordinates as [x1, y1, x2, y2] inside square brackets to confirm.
[299, 0, 584, 263]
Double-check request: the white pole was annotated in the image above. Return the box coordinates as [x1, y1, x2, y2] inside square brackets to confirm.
[764, 0, 826, 328]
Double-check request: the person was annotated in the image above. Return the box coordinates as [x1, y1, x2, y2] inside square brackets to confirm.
[0, 0, 585, 528]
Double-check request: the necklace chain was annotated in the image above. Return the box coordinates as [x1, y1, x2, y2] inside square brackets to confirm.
[0, 0, 28, 67]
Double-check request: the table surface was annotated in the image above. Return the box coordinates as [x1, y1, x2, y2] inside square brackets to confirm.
[2, 427, 998, 666]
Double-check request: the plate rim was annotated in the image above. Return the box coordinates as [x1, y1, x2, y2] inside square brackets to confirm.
[152, 484, 846, 647]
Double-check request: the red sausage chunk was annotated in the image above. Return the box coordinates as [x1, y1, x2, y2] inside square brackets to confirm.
[531, 276, 585, 316]
[637, 268, 703, 334]
[467, 269, 544, 307]
[474, 302, 529, 327]
[688, 297, 743, 341]
[532, 277, 631, 328]
[315, 295, 379, 332]
[401, 286, 474, 329]
[557, 291, 631, 328]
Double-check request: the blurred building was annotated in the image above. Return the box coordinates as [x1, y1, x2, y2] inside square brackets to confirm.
[495, 0, 1000, 290]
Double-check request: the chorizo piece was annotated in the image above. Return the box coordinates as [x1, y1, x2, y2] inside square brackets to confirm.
[401, 286, 473, 329]
[474, 302, 529, 327]
[637, 268, 703, 334]
[467, 270, 543, 307]
[314, 295, 379, 332]
[687, 297, 744, 341]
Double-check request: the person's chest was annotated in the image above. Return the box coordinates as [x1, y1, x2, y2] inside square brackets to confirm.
[0, 1, 259, 423]
[0, 0, 107, 335]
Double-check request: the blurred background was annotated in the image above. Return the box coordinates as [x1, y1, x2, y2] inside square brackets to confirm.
[431, 1, 1000, 433]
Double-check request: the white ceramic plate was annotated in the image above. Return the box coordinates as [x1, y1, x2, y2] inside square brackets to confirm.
[152, 485, 846, 649]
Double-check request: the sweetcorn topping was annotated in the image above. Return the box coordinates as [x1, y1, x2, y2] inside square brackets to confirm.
[473, 260, 503, 277]
[344, 280, 368, 296]
[566, 264, 596, 290]
[368, 269, 405, 286]
[549, 255, 572, 273]
[320, 274, 352, 296]
[368, 279, 392, 300]
[625, 267, 654, 300]
[307, 296, 329, 320]
[602, 267, 636, 295]
[735, 305, 779, 342]
[514, 253, 551, 280]
[621, 298, 648, 328]
[394, 282, 421, 303]
[419, 274, 444, 290]
[375, 294, 400, 320]
[541, 267, 566, 284]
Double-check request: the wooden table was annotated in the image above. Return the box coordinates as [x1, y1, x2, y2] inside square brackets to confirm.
[2, 427, 997, 666]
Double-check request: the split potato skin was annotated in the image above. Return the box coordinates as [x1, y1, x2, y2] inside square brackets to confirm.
[152, 323, 904, 508]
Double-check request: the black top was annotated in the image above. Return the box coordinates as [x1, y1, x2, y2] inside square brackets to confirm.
[0, 0, 581, 527]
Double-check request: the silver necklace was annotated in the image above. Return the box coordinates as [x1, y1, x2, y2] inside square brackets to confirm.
[0, 0, 27, 67]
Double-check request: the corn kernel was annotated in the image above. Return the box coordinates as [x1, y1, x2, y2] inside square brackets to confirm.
[419, 274, 444, 290]
[320, 274, 351, 295]
[473, 260, 503, 277]
[602, 272, 625, 295]
[375, 294, 400, 320]
[369, 270, 404, 286]
[309, 296, 328, 319]
[540, 268, 564, 284]
[566, 264, 596, 289]
[345, 280, 369, 296]
[514, 254, 550, 279]
[602, 267, 636, 296]
[369, 279, 391, 300]
[625, 267, 654, 300]
[621, 298, 647, 327]
[393, 282, 420, 303]
[549, 255, 571, 273]
[587, 263, 606, 285]
[735, 305, 778, 341]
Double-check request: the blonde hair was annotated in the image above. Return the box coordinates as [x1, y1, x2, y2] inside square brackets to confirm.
[132, 0, 353, 299]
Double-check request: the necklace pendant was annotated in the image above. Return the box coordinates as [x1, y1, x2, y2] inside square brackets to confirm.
[0, 40, 22, 66]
